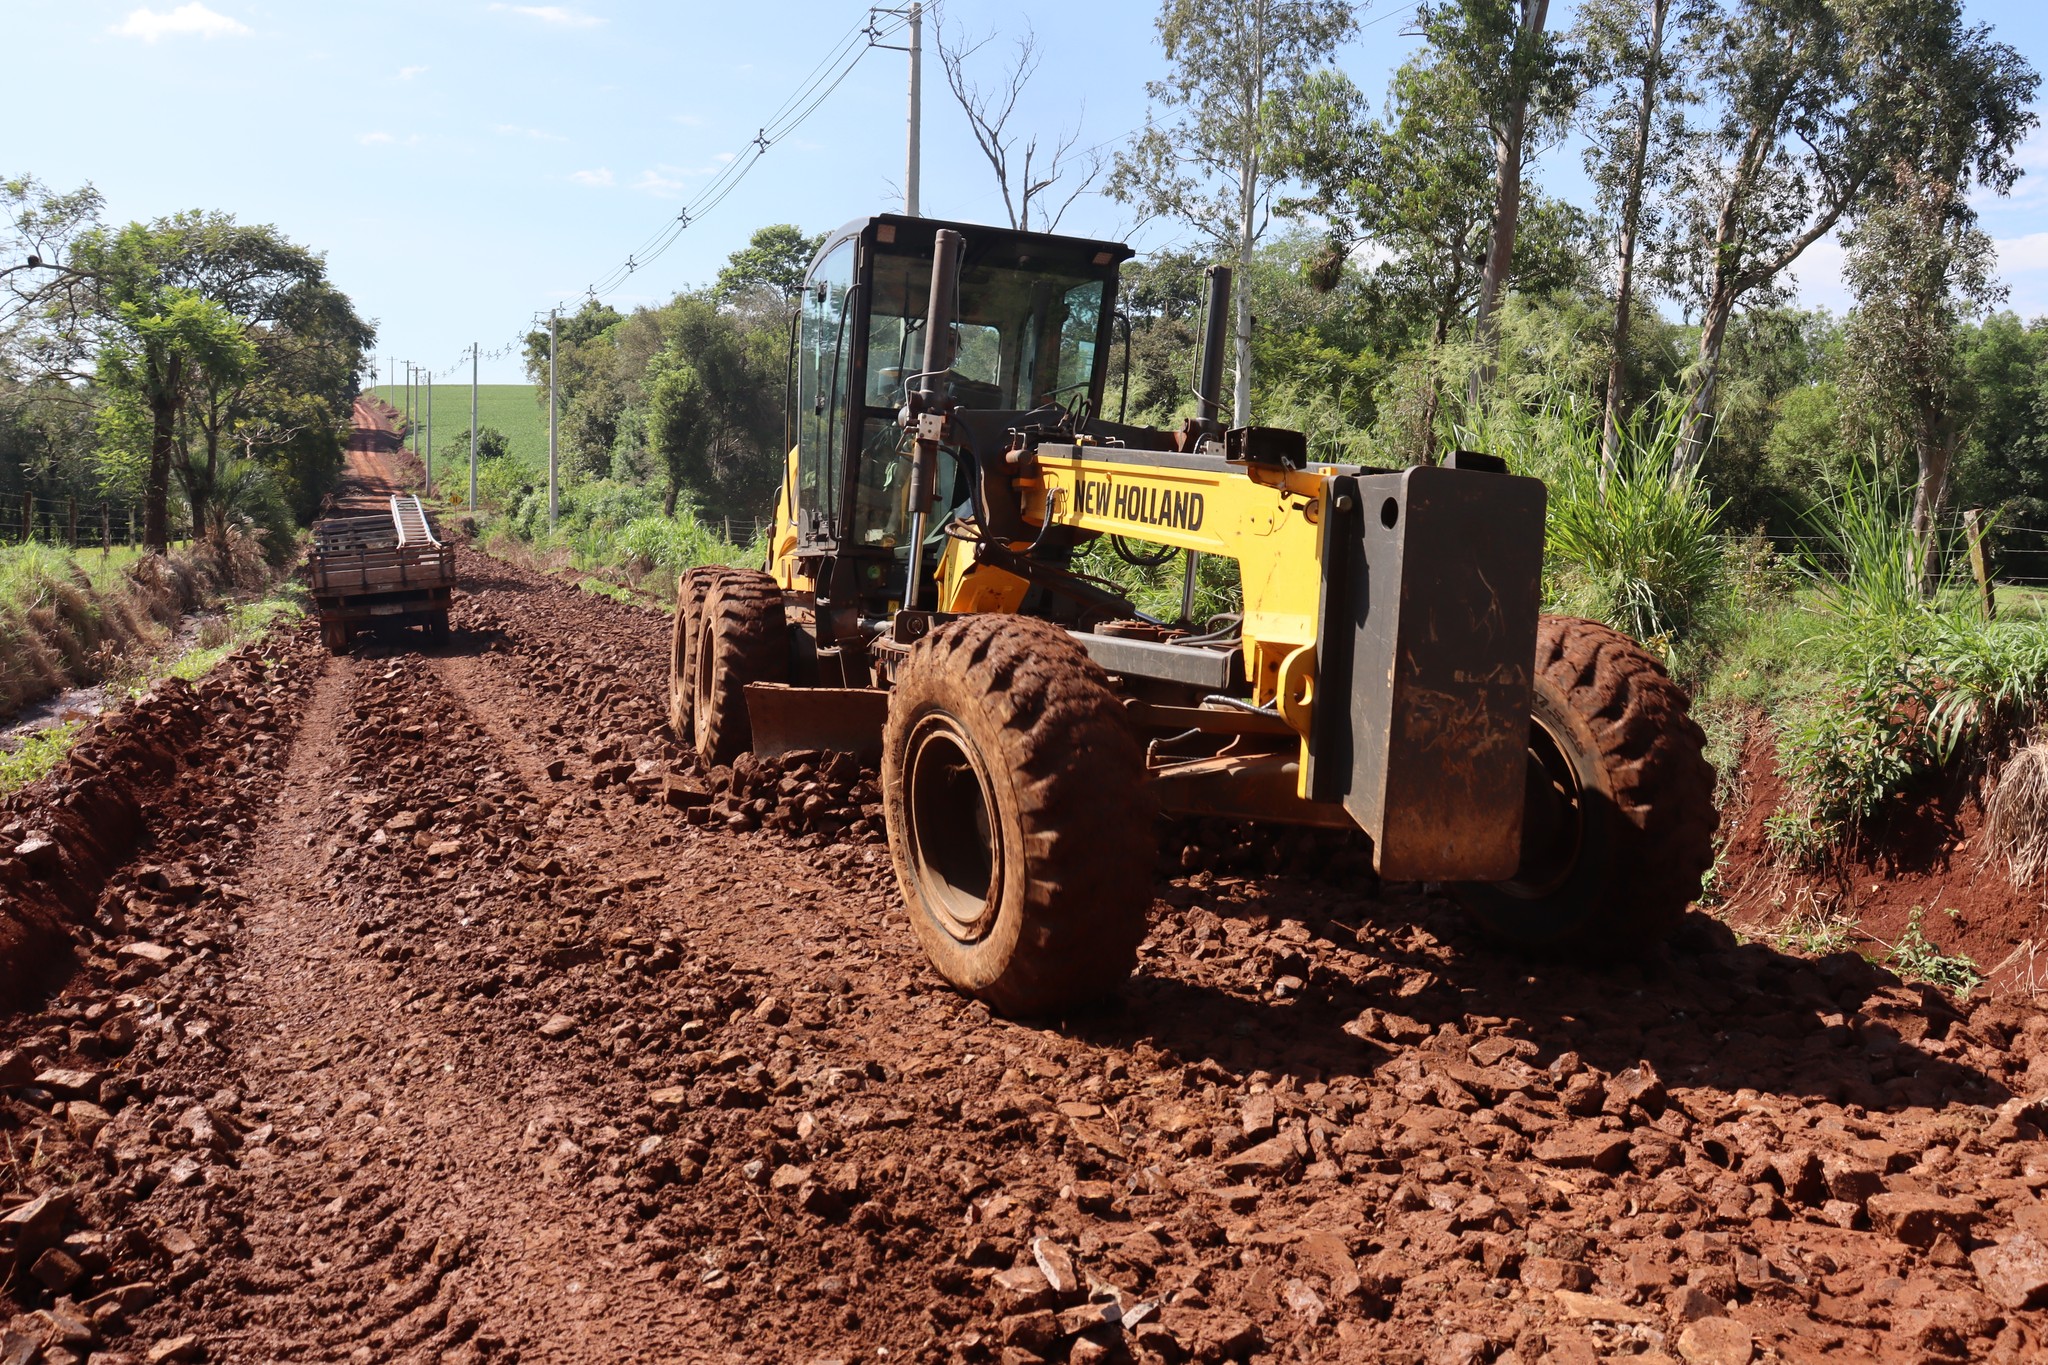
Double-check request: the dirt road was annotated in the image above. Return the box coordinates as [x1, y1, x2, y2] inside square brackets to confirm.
[4, 446, 2048, 1362]
[334, 397, 412, 512]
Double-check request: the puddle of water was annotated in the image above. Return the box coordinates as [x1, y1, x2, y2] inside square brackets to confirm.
[0, 611, 219, 753]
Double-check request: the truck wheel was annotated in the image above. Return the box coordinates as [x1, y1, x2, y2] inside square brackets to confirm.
[883, 616, 1154, 1016]
[691, 571, 787, 766]
[668, 568, 727, 739]
[322, 620, 348, 654]
[1450, 616, 1716, 956]
[428, 610, 450, 644]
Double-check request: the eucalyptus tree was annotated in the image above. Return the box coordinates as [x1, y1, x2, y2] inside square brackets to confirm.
[1575, 0, 1711, 477]
[1110, 0, 1357, 426]
[1661, 0, 2034, 481]
[1412, 0, 1576, 403]
[1836, 4, 2036, 587]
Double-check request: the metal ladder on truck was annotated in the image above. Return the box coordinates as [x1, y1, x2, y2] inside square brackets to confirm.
[390, 493, 440, 548]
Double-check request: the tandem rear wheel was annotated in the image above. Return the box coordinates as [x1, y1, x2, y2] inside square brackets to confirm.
[1449, 616, 1717, 956]
[882, 616, 1155, 1017]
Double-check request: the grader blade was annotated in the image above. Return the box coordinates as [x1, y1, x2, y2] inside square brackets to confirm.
[744, 683, 888, 763]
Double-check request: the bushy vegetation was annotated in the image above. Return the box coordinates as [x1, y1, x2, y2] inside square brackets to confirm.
[481, 474, 752, 600]
[0, 532, 283, 716]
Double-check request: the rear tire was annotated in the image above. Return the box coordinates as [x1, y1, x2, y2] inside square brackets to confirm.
[1450, 616, 1716, 955]
[882, 616, 1154, 1016]
[691, 571, 787, 766]
[668, 567, 727, 740]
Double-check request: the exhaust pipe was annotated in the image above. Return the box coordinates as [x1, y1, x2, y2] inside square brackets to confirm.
[1196, 264, 1231, 435]
[903, 228, 964, 612]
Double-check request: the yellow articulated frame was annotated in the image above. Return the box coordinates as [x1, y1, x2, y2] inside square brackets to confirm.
[936, 446, 1337, 786]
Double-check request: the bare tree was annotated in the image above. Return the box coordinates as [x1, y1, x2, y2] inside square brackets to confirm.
[933, 11, 1104, 233]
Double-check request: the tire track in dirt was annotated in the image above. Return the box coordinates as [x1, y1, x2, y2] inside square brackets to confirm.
[198, 648, 721, 1362]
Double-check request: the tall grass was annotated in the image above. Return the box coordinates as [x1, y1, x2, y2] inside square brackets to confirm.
[491, 476, 752, 600]
[1766, 460, 2048, 855]
[1456, 392, 1727, 666]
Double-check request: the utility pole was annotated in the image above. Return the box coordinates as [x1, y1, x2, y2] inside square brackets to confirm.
[548, 309, 559, 529]
[469, 343, 479, 511]
[906, 1, 922, 216]
[426, 369, 434, 492]
[871, 4, 922, 216]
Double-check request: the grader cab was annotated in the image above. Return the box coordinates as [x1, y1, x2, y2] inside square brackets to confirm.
[669, 214, 1716, 1015]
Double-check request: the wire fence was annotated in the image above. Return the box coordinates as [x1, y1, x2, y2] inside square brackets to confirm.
[1740, 510, 2048, 589]
[0, 493, 146, 553]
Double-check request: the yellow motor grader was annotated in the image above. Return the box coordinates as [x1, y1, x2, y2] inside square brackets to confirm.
[669, 214, 1715, 1015]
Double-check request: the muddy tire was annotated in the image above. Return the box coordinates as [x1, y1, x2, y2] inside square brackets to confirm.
[427, 610, 450, 645]
[1450, 616, 1716, 955]
[882, 616, 1154, 1016]
[691, 570, 787, 766]
[668, 567, 728, 740]
[321, 619, 349, 655]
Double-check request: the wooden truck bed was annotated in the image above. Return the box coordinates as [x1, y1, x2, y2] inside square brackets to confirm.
[310, 497, 455, 650]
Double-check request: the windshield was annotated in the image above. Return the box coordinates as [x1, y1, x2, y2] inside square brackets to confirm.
[864, 253, 1107, 413]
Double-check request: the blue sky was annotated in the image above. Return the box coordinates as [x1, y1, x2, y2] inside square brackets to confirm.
[12, 1, 2048, 385]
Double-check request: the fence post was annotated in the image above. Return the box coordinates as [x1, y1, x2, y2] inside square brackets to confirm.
[67, 497, 78, 548]
[20, 490, 31, 543]
[128, 505, 137, 548]
[101, 502, 111, 557]
[1963, 508, 1996, 622]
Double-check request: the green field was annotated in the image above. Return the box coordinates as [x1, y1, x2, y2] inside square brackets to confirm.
[367, 384, 549, 475]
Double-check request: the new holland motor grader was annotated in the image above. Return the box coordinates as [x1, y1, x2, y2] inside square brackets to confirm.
[668, 214, 1716, 1015]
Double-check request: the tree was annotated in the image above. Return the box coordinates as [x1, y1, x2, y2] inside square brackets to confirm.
[181, 268, 373, 540]
[1576, 0, 1707, 477]
[1284, 55, 1590, 460]
[1661, 0, 2034, 481]
[934, 13, 1104, 233]
[1414, 1, 1575, 403]
[646, 351, 710, 516]
[1842, 175, 2005, 590]
[524, 298, 624, 417]
[713, 225, 822, 307]
[1109, 0, 1356, 426]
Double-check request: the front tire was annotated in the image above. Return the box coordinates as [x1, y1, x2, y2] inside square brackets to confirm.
[1450, 616, 1716, 955]
[669, 567, 727, 740]
[882, 616, 1154, 1016]
[691, 571, 786, 767]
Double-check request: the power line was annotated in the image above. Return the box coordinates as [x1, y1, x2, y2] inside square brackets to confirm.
[580, 8, 913, 301]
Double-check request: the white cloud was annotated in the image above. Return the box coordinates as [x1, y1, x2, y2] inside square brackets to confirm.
[397, 65, 428, 80]
[112, 3, 250, 42]
[358, 131, 422, 147]
[1996, 232, 2048, 276]
[633, 173, 682, 196]
[494, 124, 567, 143]
[569, 168, 615, 187]
[488, 3, 604, 26]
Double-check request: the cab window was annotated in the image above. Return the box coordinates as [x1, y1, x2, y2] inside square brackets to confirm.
[796, 240, 856, 540]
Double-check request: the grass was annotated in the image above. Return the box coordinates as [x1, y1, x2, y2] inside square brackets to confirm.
[366, 384, 548, 475]
[1882, 907, 1983, 998]
[1769, 905, 1856, 957]
[0, 721, 83, 793]
[135, 590, 307, 690]
[1985, 742, 2048, 886]
[0, 586, 309, 796]
[0, 542, 153, 599]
